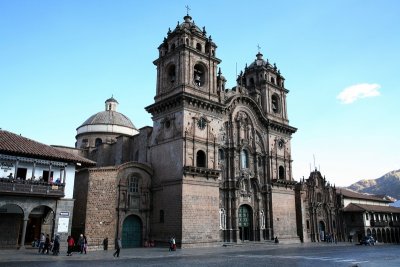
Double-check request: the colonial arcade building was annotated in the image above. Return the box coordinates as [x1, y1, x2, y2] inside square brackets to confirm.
[0, 130, 94, 248]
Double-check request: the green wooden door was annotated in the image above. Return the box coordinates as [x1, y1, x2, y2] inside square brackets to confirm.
[122, 215, 142, 248]
[239, 205, 252, 240]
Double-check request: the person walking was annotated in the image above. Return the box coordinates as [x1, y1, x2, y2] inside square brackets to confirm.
[38, 233, 45, 253]
[67, 235, 75, 256]
[83, 235, 88, 254]
[52, 234, 60, 256]
[43, 234, 50, 254]
[78, 234, 85, 254]
[113, 237, 122, 258]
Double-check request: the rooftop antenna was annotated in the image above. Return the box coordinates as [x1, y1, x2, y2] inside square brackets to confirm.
[185, 5, 191, 16]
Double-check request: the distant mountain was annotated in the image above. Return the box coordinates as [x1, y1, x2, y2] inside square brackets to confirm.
[347, 169, 400, 201]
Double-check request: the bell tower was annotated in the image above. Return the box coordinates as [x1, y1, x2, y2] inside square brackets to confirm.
[153, 13, 221, 103]
[146, 13, 223, 248]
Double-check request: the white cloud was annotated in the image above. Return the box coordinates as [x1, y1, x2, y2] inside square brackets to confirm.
[337, 83, 381, 104]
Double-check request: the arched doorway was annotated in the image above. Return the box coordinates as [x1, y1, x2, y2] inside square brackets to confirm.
[377, 229, 382, 242]
[238, 205, 252, 241]
[27, 205, 54, 245]
[0, 204, 24, 247]
[122, 215, 142, 248]
[319, 221, 325, 241]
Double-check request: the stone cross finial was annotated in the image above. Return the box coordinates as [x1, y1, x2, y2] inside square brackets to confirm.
[257, 44, 261, 53]
[185, 5, 191, 16]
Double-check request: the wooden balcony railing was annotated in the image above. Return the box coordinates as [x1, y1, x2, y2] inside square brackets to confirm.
[0, 178, 64, 198]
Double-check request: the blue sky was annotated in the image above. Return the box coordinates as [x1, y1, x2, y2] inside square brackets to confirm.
[1, 0, 399, 187]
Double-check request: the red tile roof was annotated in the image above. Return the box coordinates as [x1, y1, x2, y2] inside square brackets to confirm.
[343, 203, 400, 213]
[0, 130, 95, 166]
[338, 188, 392, 203]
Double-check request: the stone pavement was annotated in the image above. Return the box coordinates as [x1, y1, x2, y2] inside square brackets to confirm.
[0, 242, 357, 263]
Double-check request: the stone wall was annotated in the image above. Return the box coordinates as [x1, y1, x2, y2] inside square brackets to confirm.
[150, 182, 183, 246]
[84, 168, 118, 250]
[271, 186, 299, 241]
[181, 178, 220, 247]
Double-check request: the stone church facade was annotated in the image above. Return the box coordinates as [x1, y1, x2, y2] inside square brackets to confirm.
[72, 13, 300, 249]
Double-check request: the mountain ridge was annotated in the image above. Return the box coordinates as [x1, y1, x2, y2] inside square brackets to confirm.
[347, 169, 400, 201]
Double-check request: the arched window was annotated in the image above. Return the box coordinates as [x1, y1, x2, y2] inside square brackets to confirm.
[271, 94, 280, 113]
[219, 208, 226, 230]
[278, 165, 285, 179]
[249, 77, 255, 87]
[218, 149, 225, 161]
[129, 176, 139, 193]
[95, 138, 102, 147]
[194, 64, 206, 86]
[196, 150, 206, 167]
[168, 64, 176, 84]
[241, 149, 249, 169]
[196, 43, 202, 51]
[260, 210, 265, 230]
[170, 43, 176, 51]
[271, 77, 275, 84]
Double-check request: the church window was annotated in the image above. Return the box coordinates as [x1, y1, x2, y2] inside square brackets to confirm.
[271, 94, 280, 113]
[196, 43, 202, 52]
[260, 210, 265, 229]
[257, 156, 262, 167]
[278, 166, 285, 179]
[129, 176, 139, 193]
[194, 64, 205, 86]
[170, 43, 176, 51]
[306, 220, 310, 230]
[219, 208, 226, 230]
[249, 78, 255, 87]
[95, 138, 102, 147]
[218, 149, 225, 161]
[366, 213, 369, 220]
[167, 65, 176, 84]
[212, 49, 215, 56]
[160, 210, 164, 223]
[196, 150, 206, 167]
[186, 38, 189, 46]
[271, 77, 275, 84]
[241, 149, 249, 169]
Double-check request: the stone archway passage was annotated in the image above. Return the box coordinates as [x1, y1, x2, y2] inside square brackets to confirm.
[122, 215, 142, 248]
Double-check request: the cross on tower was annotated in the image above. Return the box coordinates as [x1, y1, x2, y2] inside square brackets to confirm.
[185, 5, 191, 16]
[257, 44, 261, 53]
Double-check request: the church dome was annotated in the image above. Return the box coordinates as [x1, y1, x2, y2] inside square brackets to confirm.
[80, 111, 135, 129]
[76, 97, 138, 138]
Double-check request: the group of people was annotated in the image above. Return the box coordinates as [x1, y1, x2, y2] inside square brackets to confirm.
[66, 234, 88, 256]
[35, 233, 60, 256]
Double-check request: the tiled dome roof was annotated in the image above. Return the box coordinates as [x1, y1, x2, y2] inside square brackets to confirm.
[79, 110, 136, 129]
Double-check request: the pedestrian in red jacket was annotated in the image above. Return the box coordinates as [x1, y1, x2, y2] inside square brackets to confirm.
[67, 235, 75, 256]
